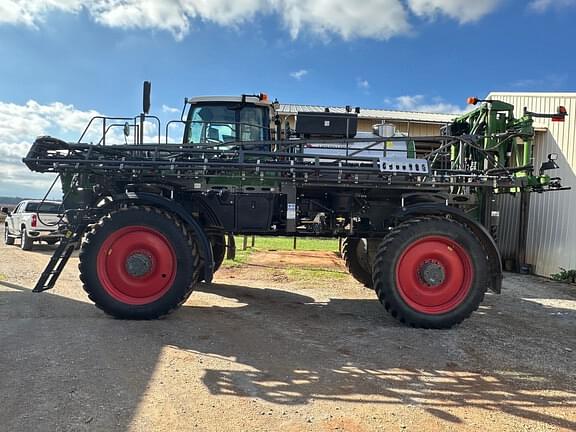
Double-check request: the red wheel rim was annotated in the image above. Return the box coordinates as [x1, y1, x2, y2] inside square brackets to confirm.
[395, 235, 473, 315]
[96, 226, 176, 305]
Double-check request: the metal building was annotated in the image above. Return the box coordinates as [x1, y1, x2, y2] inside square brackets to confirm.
[490, 92, 576, 277]
[277, 104, 454, 136]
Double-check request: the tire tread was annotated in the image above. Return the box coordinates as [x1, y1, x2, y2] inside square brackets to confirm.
[372, 216, 488, 329]
[78, 205, 200, 319]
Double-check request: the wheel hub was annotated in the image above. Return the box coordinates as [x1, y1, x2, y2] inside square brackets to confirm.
[418, 260, 445, 287]
[395, 235, 474, 315]
[125, 252, 153, 278]
[96, 225, 177, 305]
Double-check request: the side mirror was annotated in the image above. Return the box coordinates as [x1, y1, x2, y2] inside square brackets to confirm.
[142, 81, 151, 114]
[548, 153, 558, 161]
[123, 122, 130, 137]
[1, 207, 8, 214]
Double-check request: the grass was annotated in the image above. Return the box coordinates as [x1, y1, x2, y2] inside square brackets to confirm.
[220, 236, 348, 283]
[551, 268, 576, 285]
[222, 236, 346, 280]
[221, 248, 251, 268]
[284, 268, 348, 282]
[234, 236, 339, 252]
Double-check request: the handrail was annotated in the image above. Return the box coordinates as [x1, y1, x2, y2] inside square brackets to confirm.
[77, 115, 161, 145]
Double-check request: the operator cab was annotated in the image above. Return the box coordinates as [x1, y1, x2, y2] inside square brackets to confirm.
[183, 95, 273, 146]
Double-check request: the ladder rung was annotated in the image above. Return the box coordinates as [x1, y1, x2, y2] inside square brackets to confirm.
[32, 226, 85, 293]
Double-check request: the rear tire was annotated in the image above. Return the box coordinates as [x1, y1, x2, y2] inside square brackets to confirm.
[79, 206, 201, 319]
[372, 217, 488, 329]
[21, 228, 33, 251]
[342, 238, 373, 288]
[210, 233, 226, 273]
[4, 226, 14, 245]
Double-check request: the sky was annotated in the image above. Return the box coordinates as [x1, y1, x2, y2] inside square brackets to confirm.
[1, 0, 575, 198]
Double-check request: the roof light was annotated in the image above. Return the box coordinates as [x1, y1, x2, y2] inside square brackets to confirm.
[259, 93, 269, 102]
[552, 106, 568, 122]
[467, 97, 479, 106]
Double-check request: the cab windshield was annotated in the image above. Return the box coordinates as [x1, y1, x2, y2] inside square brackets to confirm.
[185, 104, 268, 145]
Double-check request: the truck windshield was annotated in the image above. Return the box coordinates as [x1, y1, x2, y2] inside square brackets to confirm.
[186, 104, 268, 145]
[25, 202, 62, 214]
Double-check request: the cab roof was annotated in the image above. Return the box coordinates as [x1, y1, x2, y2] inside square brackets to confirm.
[21, 200, 62, 205]
[187, 96, 271, 107]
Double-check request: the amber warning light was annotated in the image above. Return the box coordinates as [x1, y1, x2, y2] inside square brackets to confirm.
[552, 106, 568, 122]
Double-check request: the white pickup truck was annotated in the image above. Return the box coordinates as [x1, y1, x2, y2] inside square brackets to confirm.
[2, 200, 65, 250]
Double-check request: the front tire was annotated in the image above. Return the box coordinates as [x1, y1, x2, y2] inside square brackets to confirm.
[79, 206, 201, 319]
[372, 217, 489, 329]
[4, 226, 15, 245]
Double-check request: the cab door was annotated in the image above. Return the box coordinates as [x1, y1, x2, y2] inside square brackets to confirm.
[9, 202, 23, 235]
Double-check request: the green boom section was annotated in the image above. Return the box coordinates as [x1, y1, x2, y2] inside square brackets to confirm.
[449, 99, 543, 188]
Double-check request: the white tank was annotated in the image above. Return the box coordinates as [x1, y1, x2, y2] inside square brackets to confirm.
[301, 122, 410, 163]
[376, 123, 396, 138]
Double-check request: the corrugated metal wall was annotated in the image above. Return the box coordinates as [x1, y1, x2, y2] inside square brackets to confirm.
[489, 93, 576, 277]
[356, 119, 443, 136]
[494, 192, 521, 263]
[281, 116, 444, 136]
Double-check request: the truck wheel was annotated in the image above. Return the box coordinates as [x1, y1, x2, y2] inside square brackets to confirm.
[4, 226, 15, 245]
[342, 238, 373, 288]
[79, 206, 201, 319]
[21, 228, 33, 251]
[372, 217, 488, 329]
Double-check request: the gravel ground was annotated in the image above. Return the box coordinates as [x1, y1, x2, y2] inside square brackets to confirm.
[0, 226, 575, 432]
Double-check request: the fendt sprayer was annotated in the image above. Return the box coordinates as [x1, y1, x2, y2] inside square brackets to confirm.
[22, 83, 569, 328]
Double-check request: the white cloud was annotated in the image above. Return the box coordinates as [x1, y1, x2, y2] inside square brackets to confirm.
[0, 99, 161, 198]
[290, 69, 308, 80]
[393, 95, 468, 113]
[407, 0, 501, 23]
[0, 99, 102, 197]
[528, 0, 576, 12]
[0, 0, 501, 41]
[357, 79, 370, 90]
[0, 0, 84, 27]
[162, 104, 180, 114]
[278, 0, 410, 40]
[511, 74, 567, 89]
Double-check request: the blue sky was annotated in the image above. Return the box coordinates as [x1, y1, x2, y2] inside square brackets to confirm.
[0, 0, 575, 197]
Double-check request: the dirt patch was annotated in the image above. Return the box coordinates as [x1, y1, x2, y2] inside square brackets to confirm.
[247, 250, 346, 271]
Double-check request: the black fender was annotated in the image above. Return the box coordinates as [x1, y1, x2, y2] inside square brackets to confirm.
[109, 192, 214, 283]
[394, 204, 502, 294]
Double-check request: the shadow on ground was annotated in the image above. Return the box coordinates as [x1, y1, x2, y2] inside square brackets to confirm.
[0, 277, 574, 431]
